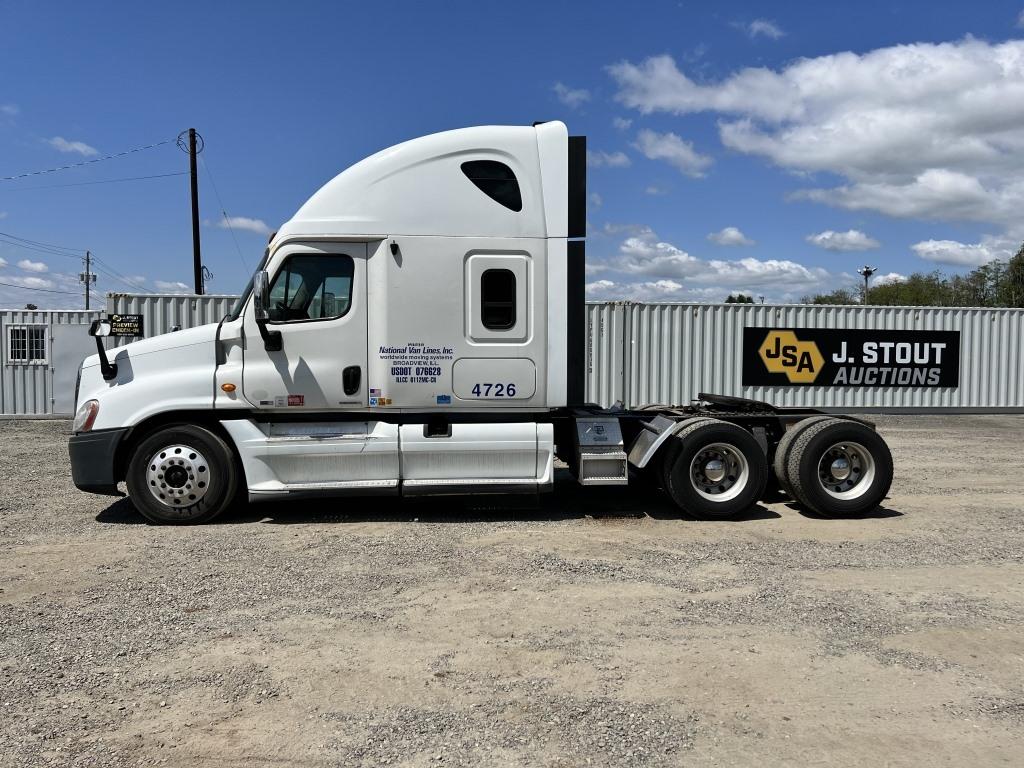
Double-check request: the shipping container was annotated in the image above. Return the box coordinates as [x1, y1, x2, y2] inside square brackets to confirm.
[585, 302, 1024, 412]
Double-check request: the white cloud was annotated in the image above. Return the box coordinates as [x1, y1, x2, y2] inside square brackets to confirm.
[805, 229, 880, 251]
[553, 82, 591, 109]
[46, 136, 98, 156]
[594, 227, 832, 302]
[910, 235, 1018, 266]
[707, 226, 754, 246]
[1, 275, 54, 289]
[587, 150, 631, 168]
[1017, 10, 1024, 29]
[585, 279, 617, 295]
[612, 117, 632, 131]
[0, 104, 18, 117]
[16, 258, 48, 273]
[633, 129, 712, 178]
[589, 192, 602, 208]
[154, 280, 192, 293]
[0, 256, 7, 267]
[218, 215, 270, 234]
[874, 272, 908, 286]
[608, 40, 1024, 230]
[745, 19, 785, 39]
[644, 184, 668, 195]
[0, 211, 7, 219]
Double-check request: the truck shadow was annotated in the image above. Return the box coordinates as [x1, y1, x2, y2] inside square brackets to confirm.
[95, 471, 784, 526]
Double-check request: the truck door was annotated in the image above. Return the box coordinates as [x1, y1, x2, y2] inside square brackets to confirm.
[241, 242, 367, 411]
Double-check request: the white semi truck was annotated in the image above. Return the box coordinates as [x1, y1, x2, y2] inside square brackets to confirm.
[69, 121, 893, 524]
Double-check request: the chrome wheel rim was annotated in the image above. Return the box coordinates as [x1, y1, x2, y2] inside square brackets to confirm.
[145, 444, 211, 508]
[817, 442, 875, 500]
[689, 443, 749, 502]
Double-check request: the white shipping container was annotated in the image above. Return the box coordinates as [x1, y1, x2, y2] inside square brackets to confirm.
[586, 302, 1024, 412]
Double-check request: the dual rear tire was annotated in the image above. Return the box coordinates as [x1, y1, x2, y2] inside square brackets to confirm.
[774, 417, 893, 516]
[658, 416, 893, 519]
[660, 419, 768, 520]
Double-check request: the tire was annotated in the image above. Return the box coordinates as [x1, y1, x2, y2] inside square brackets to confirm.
[786, 419, 893, 517]
[772, 416, 837, 500]
[662, 419, 768, 520]
[658, 417, 716, 493]
[125, 424, 239, 524]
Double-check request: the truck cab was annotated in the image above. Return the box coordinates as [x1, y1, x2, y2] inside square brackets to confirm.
[69, 122, 893, 524]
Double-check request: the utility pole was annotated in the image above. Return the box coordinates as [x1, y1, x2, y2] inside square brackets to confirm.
[79, 251, 96, 310]
[188, 128, 203, 295]
[857, 265, 877, 305]
[178, 128, 205, 295]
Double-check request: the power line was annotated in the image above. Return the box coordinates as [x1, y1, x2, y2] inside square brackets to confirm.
[199, 155, 250, 272]
[0, 279, 80, 295]
[0, 231, 83, 255]
[91, 256, 147, 291]
[0, 171, 188, 192]
[1, 139, 173, 181]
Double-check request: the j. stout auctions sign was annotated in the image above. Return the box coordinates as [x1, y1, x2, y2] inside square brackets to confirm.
[742, 328, 960, 388]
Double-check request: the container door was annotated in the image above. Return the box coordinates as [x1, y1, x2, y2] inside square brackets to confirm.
[241, 243, 368, 412]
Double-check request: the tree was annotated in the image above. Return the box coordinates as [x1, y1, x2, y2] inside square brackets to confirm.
[725, 294, 754, 303]
[800, 287, 859, 305]
[802, 243, 1024, 307]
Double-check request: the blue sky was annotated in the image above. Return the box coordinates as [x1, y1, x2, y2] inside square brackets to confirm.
[2, 0, 1024, 307]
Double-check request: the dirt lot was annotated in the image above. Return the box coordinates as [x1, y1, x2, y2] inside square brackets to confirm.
[1, 415, 1023, 767]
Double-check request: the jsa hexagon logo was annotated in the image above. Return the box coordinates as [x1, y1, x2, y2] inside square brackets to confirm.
[759, 330, 824, 383]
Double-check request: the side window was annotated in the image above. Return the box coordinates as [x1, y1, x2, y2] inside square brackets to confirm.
[461, 160, 522, 212]
[267, 254, 354, 323]
[481, 269, 516, 330]
[7, 326, 47, 364]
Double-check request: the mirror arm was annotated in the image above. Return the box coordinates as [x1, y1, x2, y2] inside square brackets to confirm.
[256, 319, 282, 352]
[95, 336, 118, 381]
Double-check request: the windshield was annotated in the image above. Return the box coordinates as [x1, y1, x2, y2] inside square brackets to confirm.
[226, 249, 270, 321]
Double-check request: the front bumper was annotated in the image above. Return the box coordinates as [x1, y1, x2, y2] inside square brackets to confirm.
[69, 428, 129, 496]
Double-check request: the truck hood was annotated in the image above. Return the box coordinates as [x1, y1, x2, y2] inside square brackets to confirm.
[82, 322, 219, 369]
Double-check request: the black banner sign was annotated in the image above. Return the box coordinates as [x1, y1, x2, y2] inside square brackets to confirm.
[742, 327, 960, 388]
[108, 314, 144, 337]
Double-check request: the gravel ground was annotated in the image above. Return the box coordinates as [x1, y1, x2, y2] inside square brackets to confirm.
[1, 415, 1023, 767]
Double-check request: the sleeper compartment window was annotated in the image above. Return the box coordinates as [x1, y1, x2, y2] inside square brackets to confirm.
[480, 269, 516, 330]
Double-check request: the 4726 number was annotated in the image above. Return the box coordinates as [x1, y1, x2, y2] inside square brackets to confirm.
[470, 382, 517, 398]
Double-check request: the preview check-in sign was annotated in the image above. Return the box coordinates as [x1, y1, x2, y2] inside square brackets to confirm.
[742, 327, 960, 388]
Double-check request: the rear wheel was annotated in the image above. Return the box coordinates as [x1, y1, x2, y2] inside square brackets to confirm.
[126, 424, 239, 524]
[786, 419, 893, 516]
[662, 419, 768, 519]
[771, 415, 836, 500]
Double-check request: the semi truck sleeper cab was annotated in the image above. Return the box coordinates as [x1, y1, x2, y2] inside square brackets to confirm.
[68, 121, 893, 524]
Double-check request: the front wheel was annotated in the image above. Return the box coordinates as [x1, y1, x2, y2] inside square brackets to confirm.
[126, 424, 239, 524]
[661, 419, 768, 520]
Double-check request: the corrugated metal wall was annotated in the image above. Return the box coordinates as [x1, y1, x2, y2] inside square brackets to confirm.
[585, 302, 1024, 411]
[1, 310, 100, 415]
[106, 293, 238, 346]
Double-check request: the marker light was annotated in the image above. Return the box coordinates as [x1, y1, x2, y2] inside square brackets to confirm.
[221, 383, 237, 393]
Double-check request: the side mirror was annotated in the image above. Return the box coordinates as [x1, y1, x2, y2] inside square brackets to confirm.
[253, 270, 271, 322]
[250, 269, 282, 352]
[88, 319, 112, 338]
[87, 319, 117, 380]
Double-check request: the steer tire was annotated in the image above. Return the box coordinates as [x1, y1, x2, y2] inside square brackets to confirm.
[126, 424, 239, 525]
[786, 419, 893, 517]
[662, 419, 768, 520]
[772, 416, 838, 500]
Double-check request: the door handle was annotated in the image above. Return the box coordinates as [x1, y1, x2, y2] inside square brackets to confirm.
[342, 365, 361, 396]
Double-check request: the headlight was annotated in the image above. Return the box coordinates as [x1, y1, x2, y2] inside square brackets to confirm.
[73, 400, 100, 433]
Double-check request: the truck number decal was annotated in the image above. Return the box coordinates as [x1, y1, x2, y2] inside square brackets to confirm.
[470, 382, 517, 398]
